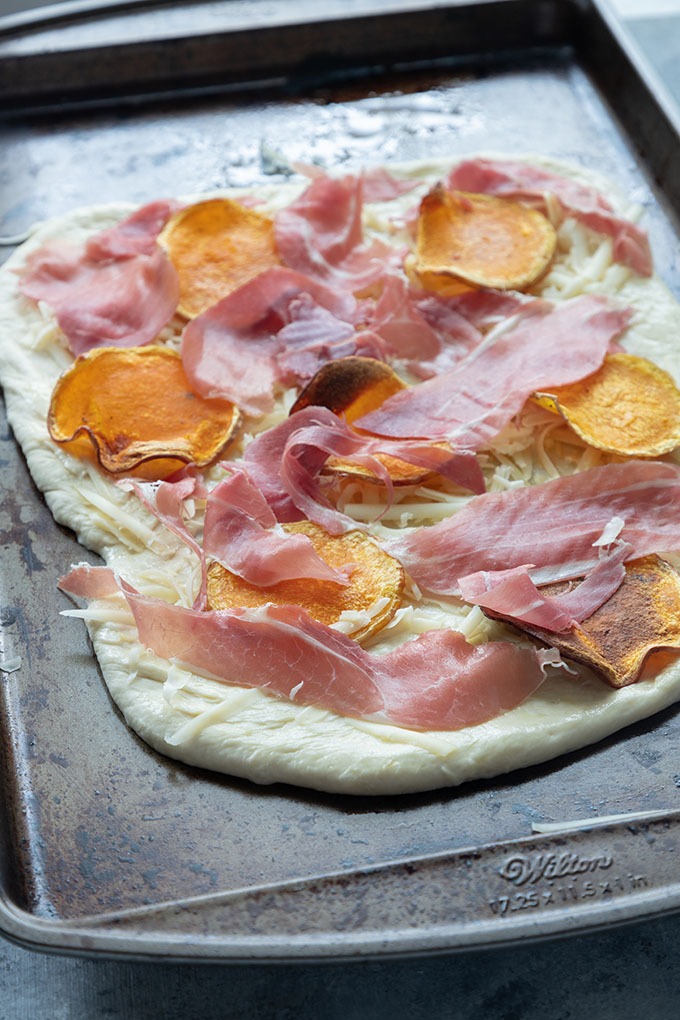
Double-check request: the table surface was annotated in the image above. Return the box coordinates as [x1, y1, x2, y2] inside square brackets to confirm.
[2, 1, 680, 1016]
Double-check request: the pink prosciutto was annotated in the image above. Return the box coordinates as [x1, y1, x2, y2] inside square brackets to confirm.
[354, 294, 631, 445]
[121, 472, 208, 608]
[273, 296, 389, 383]
[438, 288, 543, 331]
[20, 201, 179, 355]
[203, 470, 349, 586]
[388, 461, 680, 596]
[274, 173, 400, 292]
[362, 274, 483, 375]
[59, 564, 551, 731]
[369, 285, 539, 379]
[278, 328, 387, 382]
[448, 158, 652, 276]
[123, 472, 205, 556]
[360, 166, 421, 204]
[242, 405, 485, 532]
[458, 541, 630, 633]
[180, 266, 361, 415]
[85, 199, 178, 259]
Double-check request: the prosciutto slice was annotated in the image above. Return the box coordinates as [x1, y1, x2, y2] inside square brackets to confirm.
[458, 542, 630, 633]
[273, 296, 389, 383]
[203, 470, 349, 586]
[354, 294, 631, 445]
[278, 328, 387, 383]
[388, 461, 680, 596]
[85, 199, 178, 259]
[123, 472, 205, 557]
[438, 288, 541, 331]
[360, 167, 421, 204]
[121, 472, 208, 608]
[365, 283, 539, 379]
[448, 158, 652, 276]
[242, 405, 485, 532]
[20, 202, 179, 355]
[59, 564, 551, 731]
[362, 274, 481, 375]
[181, 266, 359, 415]
[274, 173, 399, 292]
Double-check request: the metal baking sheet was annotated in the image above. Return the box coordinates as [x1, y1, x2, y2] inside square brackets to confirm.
[2, 0, 680, 961]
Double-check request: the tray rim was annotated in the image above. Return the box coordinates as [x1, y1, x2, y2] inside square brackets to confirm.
[0, 0, 581, 114]
[3, 808, 680, 962]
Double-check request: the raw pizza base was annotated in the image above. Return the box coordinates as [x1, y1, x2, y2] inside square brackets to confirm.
[1, 156, 680, 796]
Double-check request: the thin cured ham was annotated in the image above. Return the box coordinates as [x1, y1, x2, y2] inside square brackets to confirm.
[203, 470, 349, 586]
[441, 288, 540, 329]
[20, 243, 179, 356]
[242, 405, 485, 532]
[123, 472, 205, 558]
[275, 294, 356, 351]
[354, 294, 631, 445]
[19, 202, 180, 355]
[278, 328, 387, 383]
[273, 297, 389, 383]
[121, 472, 208, 608]
[393, 288, 539, 378]
[458, 542, 630, 633]
[85, 199, 178, 259]
[362, 275, 446, 365]
[362, 274, 483, 376]
[448, 158, 653, 277]
[373, 629, 553, 730]
[459, 566, 576, 632]
[123, 467, 350, 604]
[360, 167, 421, 203]
[180, 266, 360, 415]
[388, 460, 680, 596]
[274, 173, 400, 292]
[59, 564, 551, 731]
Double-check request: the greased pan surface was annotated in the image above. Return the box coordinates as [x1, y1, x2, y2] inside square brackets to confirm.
[1, 0, 680, 960]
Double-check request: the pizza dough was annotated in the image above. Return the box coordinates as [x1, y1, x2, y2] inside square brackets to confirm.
[1, 156, 680, 795]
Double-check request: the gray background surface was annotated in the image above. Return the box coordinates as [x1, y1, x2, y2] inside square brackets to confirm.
[2, 912, 680, 1018]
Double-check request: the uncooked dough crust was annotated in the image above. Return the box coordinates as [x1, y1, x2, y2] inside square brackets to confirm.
[1, 156, 679, 795]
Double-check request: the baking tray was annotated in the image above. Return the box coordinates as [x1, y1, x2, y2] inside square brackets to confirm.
[1, 0, 680, 962]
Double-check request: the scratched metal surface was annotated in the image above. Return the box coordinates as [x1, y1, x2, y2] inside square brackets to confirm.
[1, 0, 680, 959]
